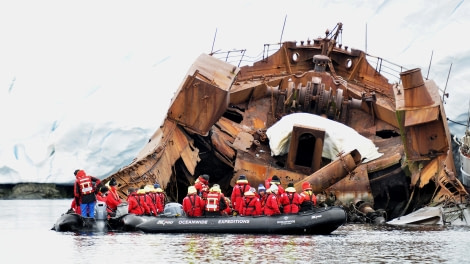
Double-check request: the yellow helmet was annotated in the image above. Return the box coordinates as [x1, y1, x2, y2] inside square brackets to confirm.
[210, 185, 221, 193]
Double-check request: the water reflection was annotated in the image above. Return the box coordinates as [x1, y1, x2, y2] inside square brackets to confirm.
[157, 233, 320, 263]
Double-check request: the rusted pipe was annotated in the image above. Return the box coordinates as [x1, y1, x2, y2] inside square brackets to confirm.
[294, 149, 362, 193]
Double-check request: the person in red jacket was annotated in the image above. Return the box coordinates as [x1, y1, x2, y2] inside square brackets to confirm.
[231, 175, 251, 214]
[205, 185, 227, 217]
[182, 186, 205, 217]
[265, 175, 285, 195]
[96, 186, 108, 202]
[138, 187, 151, 215]
[194, 174, 210, 200]
[105, 178, 122, 217]
[239, 190, 262, 216]
[299, 181, 317, 212]
[127, 187, 149, 215]
[264, 184, 281, 216]
[257, 184, 267, 211]
[73, 169, 101, 218]
[280, 182, 301, 214]
[223, 196, 233, 215]
[70, 198, 81, 215]
[147, 185, 164, 216]
[143, 185, 157, 216]
[153, 183, 167, 209]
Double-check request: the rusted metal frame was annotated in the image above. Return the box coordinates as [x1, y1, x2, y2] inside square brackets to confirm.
[374, 57, 383, 76]
[129, 123, 179, 188]
[326, 23, 342, 57]
[237, 50, 246, 67]
[171, 164, 178, 201]
[338, 151, 355, 179]
[294, 149, 361, 193]
[367, 54, 407, 82]
[211, 126, 236, 160]
[327, 61, 338, 78]
[282, 45, 293, 74]
[214, 150, 235, 169]
[179, 133, 199, 176]
[347, 52, 365, 81]
[270, 84, 277, 120]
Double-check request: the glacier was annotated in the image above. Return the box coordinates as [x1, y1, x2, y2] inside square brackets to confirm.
[1, 0, 469, 184]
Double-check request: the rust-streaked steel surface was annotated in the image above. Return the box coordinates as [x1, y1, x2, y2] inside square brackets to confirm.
[100, 23, 465, 220]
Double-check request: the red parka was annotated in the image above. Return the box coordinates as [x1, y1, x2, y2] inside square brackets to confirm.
[299, 190, 317, 211]
[73, 170, 101, 205]
[127, 191, 149, 215]
[70, 199, 81, 214]
[194, 176, 209, 199]
[264, 177, 285, 195]
[231, 183, 251, 213]
[96, 192, 107, 203]
[183, 194, 205, 217]
[239, 196, 262, 216]
[144, 193, 157, 216]
[147, 192, 164, 215]
[264, 193, 281, 216]
[106, 186, 122, 212]
[280, 192, 302, 214]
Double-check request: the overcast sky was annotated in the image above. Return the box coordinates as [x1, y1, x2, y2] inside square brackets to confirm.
[0, 0, 469, 182]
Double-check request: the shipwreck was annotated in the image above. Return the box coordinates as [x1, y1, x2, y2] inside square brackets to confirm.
[102, 22, 470, 224]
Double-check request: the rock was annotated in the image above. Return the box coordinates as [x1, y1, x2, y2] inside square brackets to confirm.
[0, 183, 73, 199]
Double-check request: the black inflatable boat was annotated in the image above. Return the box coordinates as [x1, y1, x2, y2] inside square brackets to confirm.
[52, 202, 149, 232]
[137, 204, 347, 235]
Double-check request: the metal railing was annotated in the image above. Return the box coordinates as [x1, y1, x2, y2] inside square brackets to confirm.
[211, 45, 407, 85]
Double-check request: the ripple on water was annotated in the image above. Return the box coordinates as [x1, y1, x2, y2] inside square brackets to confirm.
[2, 200, 470, 264]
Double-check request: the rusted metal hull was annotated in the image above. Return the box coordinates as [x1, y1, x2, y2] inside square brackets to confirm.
[102, 22, 469, 223]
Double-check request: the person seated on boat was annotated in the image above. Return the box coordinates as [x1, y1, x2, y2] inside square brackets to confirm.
[194, 174, 210, 200]
[105, 178, 123, 217]
[223, 197, 233, 215]
[299, 181, 317, 212]
[143, 185, 158, 216]
[231, 175, 251, 214]
[264, 184, 281, 216]
[265, 175, 285, 195]
[153, 183, 167, 208]
[280, 182, 301, 214]
[96, 185, 108, 202]
[127, 187, 150, 216]
[74, 169, 101, 218]
[182, 186, 205, 217]
[239, 190, 262, 216]
[148, 184, 164, 216]
[69, 198, 81, 215]
[204, 185, 227, 217]
[257, 184, 267, 212]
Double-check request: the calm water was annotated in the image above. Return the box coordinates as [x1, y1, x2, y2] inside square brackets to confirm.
[1, 200, 469, 264]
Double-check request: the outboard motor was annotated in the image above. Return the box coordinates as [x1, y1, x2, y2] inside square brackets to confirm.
[95, 201, 108, 221]
[115, 202, 129, 218]
[163, 203, 185, 217]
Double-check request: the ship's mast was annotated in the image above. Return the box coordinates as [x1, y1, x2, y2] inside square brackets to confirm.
[326, 22, 343, 57]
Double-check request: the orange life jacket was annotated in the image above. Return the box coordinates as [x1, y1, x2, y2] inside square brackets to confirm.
[77, 174, 94, 195]
[205, 192, 221, 212]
